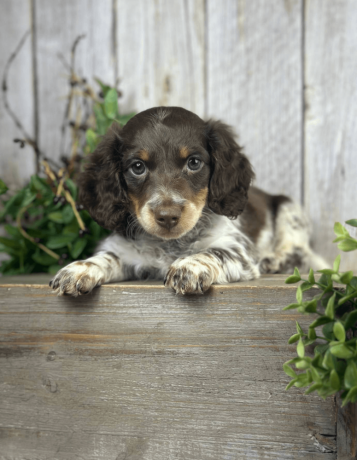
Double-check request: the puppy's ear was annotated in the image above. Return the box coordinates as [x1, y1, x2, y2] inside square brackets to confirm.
[78, 122, 130, 233]
[205, 120, 254, 218]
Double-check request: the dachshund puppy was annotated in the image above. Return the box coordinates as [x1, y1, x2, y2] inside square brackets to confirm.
[50, 107, 326, 296]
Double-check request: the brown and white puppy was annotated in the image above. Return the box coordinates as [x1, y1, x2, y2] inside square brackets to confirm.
[50, 106, 326, 296]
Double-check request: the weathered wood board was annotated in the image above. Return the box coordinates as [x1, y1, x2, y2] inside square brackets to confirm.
[0, 0, 36, 187]
[304, 0, 357, 273]
[1, 275, 355, 459]
[206, 0, 303, 202]
[34, 0, 115, 165]
[116, 0, 205, 118]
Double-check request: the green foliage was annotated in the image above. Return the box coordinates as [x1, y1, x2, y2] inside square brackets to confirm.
[283, 220, 357, 406]
[0, 79, 135, 276]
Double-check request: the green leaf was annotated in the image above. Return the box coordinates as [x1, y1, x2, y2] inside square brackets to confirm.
[329, 370, 340, 390]
[0, 179, 8, 195]
[4, 224, 21, 238]
[325, 292, 336, 319]
[296, 321, 304, 335]
[116, 112, 135, 127]
[338, 290, 357, 306]
[0, 236, 21, 249]
[297, 338, 305, 358]
[300, 281, 313, 292]
[294, 373, 311, 388]
[64, 178, 77, 201]
[21, 189, 37, 207]
[85, 128, 99, 153]
[283, 364, 297, 378]
[310, 365, 322, 384]
[296, 286, 303, 304]
[330, 344, 355, 359]
[32, 252, 58, 266]
[304, 299, 317, 313]
[342, 386, 357, 407]
[346, 219, 357, 227]
[283, 303, 300, 311]
[30, 175, 51, 194]
[334, 222, 349, 238]
[295, 359, 310, 370]
[46, 233, 77, 249]
[318, 269, 336, 275]
[293, 267, 301, 278]
[338, 238, 357, 252]
[333, 322, 346, 342]
[308, 268, 315, 284]
[70, 238, 87, 259]
[340, 271, 354, 284]
[285, 378, 297, 390]
[344, 361, 357, 389]
[310, 316, 333, 328]
[288, 333, 301, 344]
[322, 351, 335, 370]
[344, 310, 357, 331]
[333, 254, 341, 272]
[62, 205, 74, 224]
[48, 211, 64, 223]
[322, 322, 335, 340]
[285, 275, 301, 284]
[304, 383, 323, 395]
[94, 103, 111, 135]
[94, 77, 112, 97]
[308, 327, 316, 340]
[104, 88, 118, 120]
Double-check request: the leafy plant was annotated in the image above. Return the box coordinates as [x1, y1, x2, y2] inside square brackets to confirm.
[0, 35, 135, 276]
[283, 220, 357, 406]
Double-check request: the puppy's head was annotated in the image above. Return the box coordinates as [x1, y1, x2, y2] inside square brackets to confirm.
[79, 107, 254, 239]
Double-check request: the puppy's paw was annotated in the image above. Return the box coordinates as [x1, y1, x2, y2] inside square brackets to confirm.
[49, 260, 104, 297]
[164, 256, 215, 295]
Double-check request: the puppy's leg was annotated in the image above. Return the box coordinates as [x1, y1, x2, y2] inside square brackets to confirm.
[50, 251, 124, 296]
[165, 248, 260, 295]
[259, 200, 329, 274]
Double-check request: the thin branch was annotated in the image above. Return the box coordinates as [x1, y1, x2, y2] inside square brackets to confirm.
[2, 30, 43, 161]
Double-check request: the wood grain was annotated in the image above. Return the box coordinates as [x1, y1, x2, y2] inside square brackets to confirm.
[304, 0, 357, 271]
[116, 0, 205, 118]
[0, 0, 36, 188]
[34, 0, 115, 164]
[0, 276, 339, 459]
[206, 0, 303, 202]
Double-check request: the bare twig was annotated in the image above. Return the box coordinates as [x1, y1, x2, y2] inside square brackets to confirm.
[1, 31, 43, 164]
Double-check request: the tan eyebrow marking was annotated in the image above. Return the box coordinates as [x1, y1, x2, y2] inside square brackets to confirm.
[179, 146, 190, 159]
[137, 149, 150, 162]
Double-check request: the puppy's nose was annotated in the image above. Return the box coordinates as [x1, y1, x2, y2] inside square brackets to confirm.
[154, 207, 181, 230]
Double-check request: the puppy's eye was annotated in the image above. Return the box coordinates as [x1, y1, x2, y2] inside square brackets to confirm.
[131, 161, 146, 176]
[187, 157, 202, 171]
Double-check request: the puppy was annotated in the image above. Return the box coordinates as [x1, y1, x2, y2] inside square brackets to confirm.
[50, 107, 326, 296]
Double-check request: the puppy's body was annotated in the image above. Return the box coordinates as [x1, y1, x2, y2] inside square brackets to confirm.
[50, 107, 326, 296]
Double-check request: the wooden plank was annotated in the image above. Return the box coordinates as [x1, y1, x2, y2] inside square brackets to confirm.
[0, 277, 337, 459]
[336, 394, 357, 460]
[116, 0, 205, 118]
[304, 0, 357, 271]
[0, 0, 36, 188]
[207, 0, 303, 202]
[34, 0, 115, 165]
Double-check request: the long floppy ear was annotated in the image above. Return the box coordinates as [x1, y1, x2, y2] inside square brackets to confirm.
[205, 120, 255, 218]
[78, 122, 130, 233]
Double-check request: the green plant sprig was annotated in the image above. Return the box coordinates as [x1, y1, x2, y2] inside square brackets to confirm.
[283, 220, 357, 406]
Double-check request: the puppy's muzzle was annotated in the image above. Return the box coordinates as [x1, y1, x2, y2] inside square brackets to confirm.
[154, 205, 182, 230]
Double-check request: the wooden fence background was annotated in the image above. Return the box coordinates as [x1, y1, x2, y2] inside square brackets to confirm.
[0, 0, 356, 270]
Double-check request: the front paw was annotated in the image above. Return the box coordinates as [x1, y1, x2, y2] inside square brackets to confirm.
[164, 256, 215, 295]
[49, 260, 104, 296]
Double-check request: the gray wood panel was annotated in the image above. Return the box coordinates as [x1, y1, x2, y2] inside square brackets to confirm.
[206, 0, 303, 202]
[304, 0, 357, 271]
[34, 0, 115, 164]
[0, 278, 338, 459]
[0, 0, 35, 188]
[116, 0, 205, 118]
